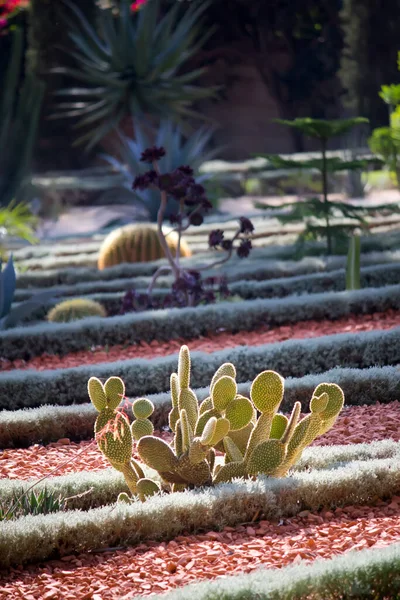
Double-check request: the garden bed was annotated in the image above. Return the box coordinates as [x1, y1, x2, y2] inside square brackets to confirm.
[3, 224, 400, 600]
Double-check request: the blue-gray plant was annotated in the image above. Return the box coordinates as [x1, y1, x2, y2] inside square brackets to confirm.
[102, 120, 220, 220]
[0, 255, 56, 329]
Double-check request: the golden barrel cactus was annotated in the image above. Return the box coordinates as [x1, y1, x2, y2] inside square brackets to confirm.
[47, 298, 107, 323]
[97, 224, 192, 270]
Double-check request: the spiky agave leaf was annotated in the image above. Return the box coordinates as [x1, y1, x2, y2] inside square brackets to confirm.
[101, 119, 221, 220]
[51, 0, 219, 150]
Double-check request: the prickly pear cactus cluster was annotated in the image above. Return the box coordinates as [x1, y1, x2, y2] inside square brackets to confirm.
[88, 345, 344, 503]
[87, 376, 155, 501]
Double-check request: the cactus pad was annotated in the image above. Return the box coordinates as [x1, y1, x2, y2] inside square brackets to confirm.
[313, 383, 345, 421]
[170, 373, 179, 406]
[210, 363, 236, 393]
[117, 492, 131, 504]
[223, 436, 243, 463]
[211, 376, 237, 411]
[224, 395, 253, 431]
[180, 409, 194, 452]
[178, 388, 198, 431]
[136, 478, 160, 501]
[178, 345, 191, 389]
[228, 422, 254, 455]
[195, 408, 221, 436]
[132, 398, 154, 419]
[137, 436, 178, 472]
[270, 414, 288, 440]
[88, 377, 107, 412]
[250, 371, 284, 414]
[189, 439, 208, 464]
[213, 460, 247, 484]
[310, 392, 329, 414]
[104, 377, 125, 410]
[199, 397, 214, 415]
[131, 418, 154, 440]
[95, 409, 133, 466]
[176, 455, 211, 486]
[247, 439, 286, 476]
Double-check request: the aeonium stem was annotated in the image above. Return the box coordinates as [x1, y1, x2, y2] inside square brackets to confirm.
[147, 265, 173, 296]
[152, 159, 180, 280]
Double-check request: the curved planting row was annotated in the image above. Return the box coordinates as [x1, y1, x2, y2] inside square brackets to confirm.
[14, 244, 400, 290]
[11, 261, 400, 323]
[3, 283, 400, 361]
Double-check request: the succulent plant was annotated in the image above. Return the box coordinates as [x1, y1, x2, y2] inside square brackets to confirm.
[47, 298, 107, 322]
[0, 254, 56, 329]
[89, 345, 344, 503]
[88, 375, 146, 496]
[97, 223, 192, 270]
[101, 120, 220, 221]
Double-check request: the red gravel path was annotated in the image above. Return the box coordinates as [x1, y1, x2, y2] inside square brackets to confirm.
[1, 499, 400, 599]
[1, 310, 400, 373]
[2, 402, 399, 481]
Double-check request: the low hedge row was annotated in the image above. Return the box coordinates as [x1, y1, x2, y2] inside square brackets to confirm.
[15, 240, 400, 289]
[1, 365, 398, 447]
[2, 451, 400, 569]
[137, 541, 400, 600]
[3, 282, 400, 361]
[1, 326, 399, 410]
[3, 440, 398, 512]
[19, 261, 400, 321]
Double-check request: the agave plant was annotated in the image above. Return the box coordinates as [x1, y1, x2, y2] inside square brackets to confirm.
[101, 120, 221, 220]
[0, 27, 45, 207]
[51, 0, 218, 150]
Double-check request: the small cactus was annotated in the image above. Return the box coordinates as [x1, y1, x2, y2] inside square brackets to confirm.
[97, 223, 192, 270]
[47, 298, 106, 323]
[89, 345, 344, 502]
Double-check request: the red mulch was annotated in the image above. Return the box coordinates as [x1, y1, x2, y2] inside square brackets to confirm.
[2, 402, 399, 481]
[1, 499, 400, 599]
[1, 310, 399, 373]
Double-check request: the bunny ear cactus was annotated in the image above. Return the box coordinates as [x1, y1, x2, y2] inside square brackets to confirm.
[89, 345, 344, 503]
[88, 376, 145, 495]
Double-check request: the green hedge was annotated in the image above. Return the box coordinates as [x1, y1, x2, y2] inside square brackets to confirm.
[3, 282, 400, 361]
[15, 244, 400, 289]
[2, 451, 400, 569]
[1, 365, 398, 447]
[3, 440, 398, 512]
[134, 541, 400, 600]
[19, 261, 400, 321]
[1, 326, 399, 410]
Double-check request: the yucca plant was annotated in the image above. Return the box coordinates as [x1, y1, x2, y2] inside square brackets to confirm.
[102, 120, 220, 220]
[51, 0, 218, 150]
[0, 26, 45, 207]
